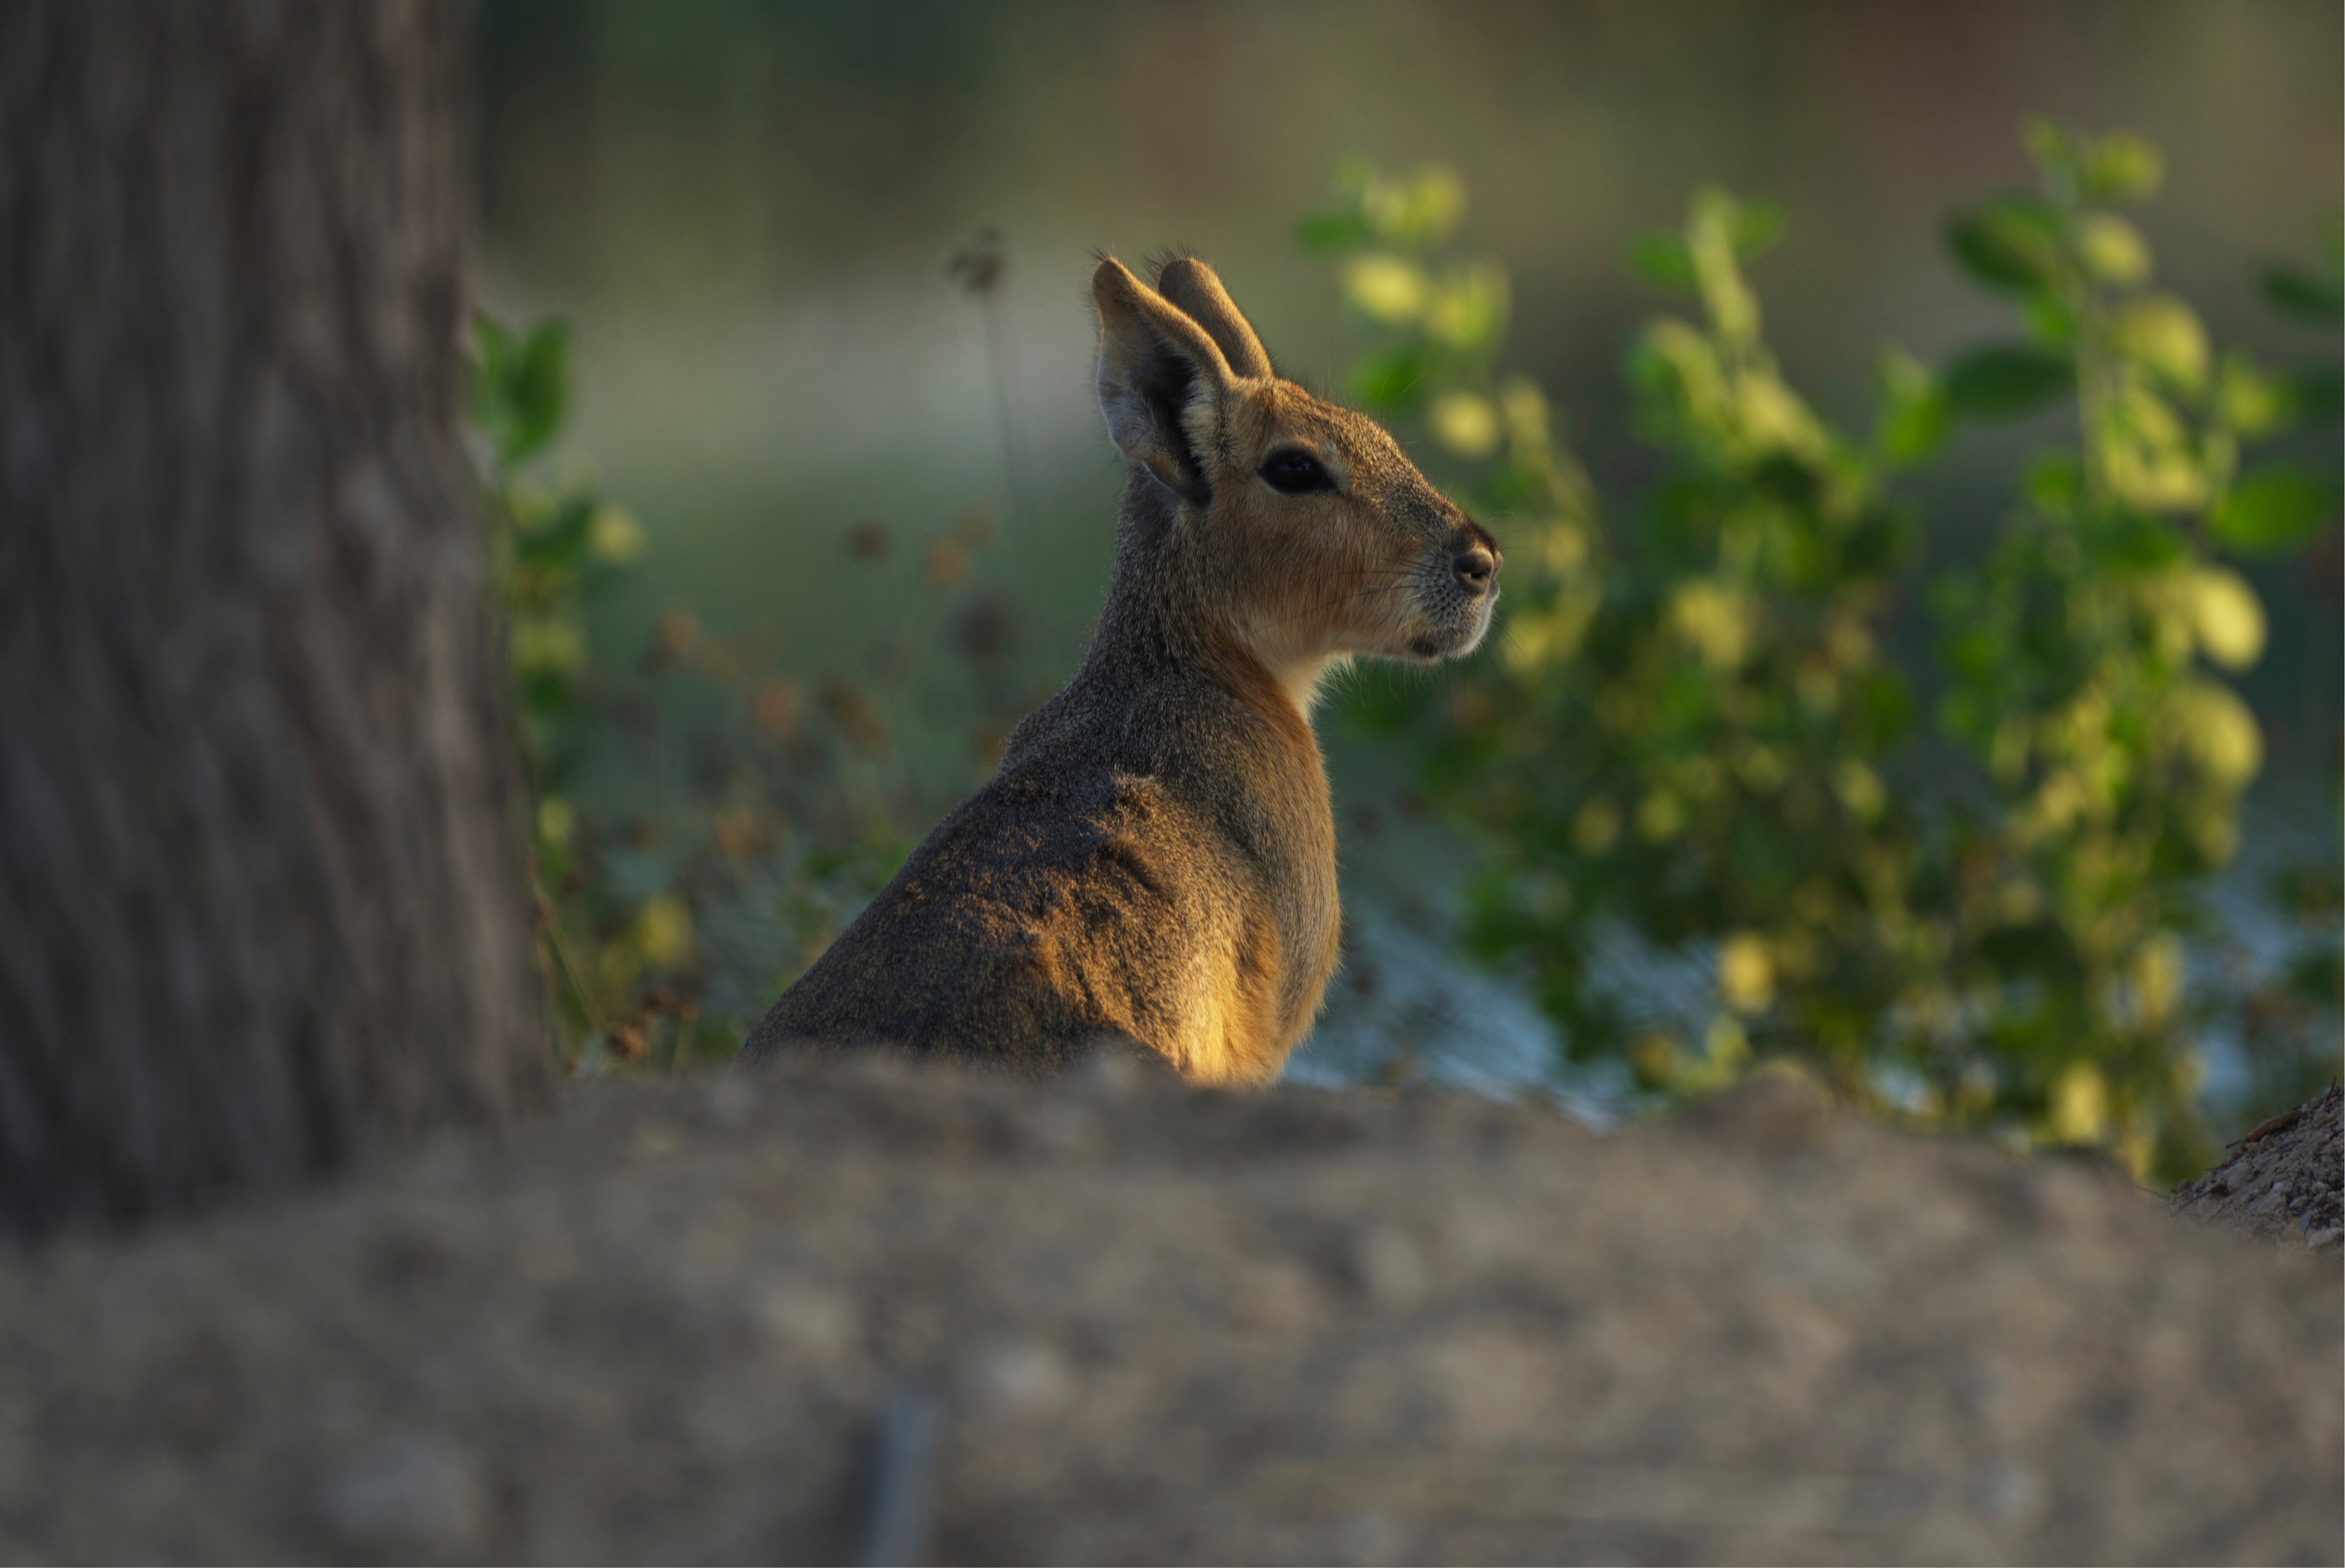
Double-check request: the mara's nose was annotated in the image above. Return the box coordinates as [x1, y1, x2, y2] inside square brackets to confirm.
[1452, 544, 1498, 597]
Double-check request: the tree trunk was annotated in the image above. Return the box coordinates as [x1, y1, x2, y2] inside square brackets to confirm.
[0, 0, 551, 1232]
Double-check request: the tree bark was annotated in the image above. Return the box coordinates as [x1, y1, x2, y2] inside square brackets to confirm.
[0, 0, 550, 1232]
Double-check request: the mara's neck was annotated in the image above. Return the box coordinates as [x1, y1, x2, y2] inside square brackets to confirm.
[1082, 473, 1340, 728]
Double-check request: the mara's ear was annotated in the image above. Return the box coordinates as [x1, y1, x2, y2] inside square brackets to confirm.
[1093, 257, 1234, 506]
[1156, 257, 1275, 380]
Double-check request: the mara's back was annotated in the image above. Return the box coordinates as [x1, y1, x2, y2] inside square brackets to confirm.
[739, 256, 1500, 1085]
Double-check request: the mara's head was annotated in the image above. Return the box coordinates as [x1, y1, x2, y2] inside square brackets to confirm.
[1092, 255, 1499, 698]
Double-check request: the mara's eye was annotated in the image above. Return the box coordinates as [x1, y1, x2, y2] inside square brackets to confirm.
[1260, 449, 1334, 496]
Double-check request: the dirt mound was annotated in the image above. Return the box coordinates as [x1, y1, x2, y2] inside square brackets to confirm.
[2, 1060, 2337, 1565]
[2170, 1086, 2343, 1251]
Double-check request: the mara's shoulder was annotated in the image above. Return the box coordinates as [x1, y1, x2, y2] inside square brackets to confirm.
[974, 753, 1177, 829]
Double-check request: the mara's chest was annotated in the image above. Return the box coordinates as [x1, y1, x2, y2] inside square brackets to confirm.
[1249, 753, 1342, 1049]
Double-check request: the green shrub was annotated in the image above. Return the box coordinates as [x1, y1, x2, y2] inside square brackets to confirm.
[470, 314, 935, 1071]
[1302, 129, 2339, 1179]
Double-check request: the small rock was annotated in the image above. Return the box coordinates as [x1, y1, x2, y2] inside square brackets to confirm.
[1348, 1225, 1428, 1312]
[514, 1232, 577, 1286]
[960, 1339, 1074, 1419]
[1018, 1100, 1102, 1161]
[1687, 1059, 1833, 1153]
[1333, 1510, 1402, 1565]
[1065, 1036, 1178, 1099]
[701, 1074, 756, 1129]
[321, 1433, 484, 1553]
[756, 1279, 857, 1361]
[1231, 1257, 1323, 1331]
[1966, 1459, 2046, 1527]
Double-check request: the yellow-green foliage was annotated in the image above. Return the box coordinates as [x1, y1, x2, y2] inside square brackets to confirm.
[472, 315, 919, 1072]
[1303, 129, 2340, 1180]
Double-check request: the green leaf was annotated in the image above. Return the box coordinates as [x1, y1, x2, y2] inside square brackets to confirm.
[1732, 199, 1789, 262]
[1685, 188, 1760, 344]
[1423, 263, 1509, 354]
[471, 313, 571, 468]
[515, 495, 597, 569]
[2216, 355, 2295, 440]
[2294, 365, 2343, 422]
[2075, 213, 2151, 285]
[504, 321, 572, 465]
[2077, 132, 2164, 204]
[1295, 208, 1372, 255]
[1403, 168, 1470, 245]
[2107, 294, 2208, 392]
[1873, 350, 1948, 466]
[1341, 254, 1429, 324]
[1351, 344, 1435, 412]
[1942, 344, 2073, 420]
[2210, 467, 2338, 555]
[1626, 234, 1697, 290]
[1362, 166, 1467, 248]
[2021, 293, 2078, 350]
[473, 312, 516, 369]
[469, 313, 516, 431]
[1946, 199, 2066, 294]
[2259, 264, 2344, 324]
[2021, 117, 2077, 187]
[2025, 454, 2084, 517]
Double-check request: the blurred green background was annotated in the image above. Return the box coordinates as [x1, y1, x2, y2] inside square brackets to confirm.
[469, 0, 2341, 1162]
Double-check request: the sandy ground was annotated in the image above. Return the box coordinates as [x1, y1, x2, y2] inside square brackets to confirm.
[2, 1058, 2338, 1565]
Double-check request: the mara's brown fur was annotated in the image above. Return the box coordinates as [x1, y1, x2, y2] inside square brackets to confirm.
[739, 256, 1499, 1085]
